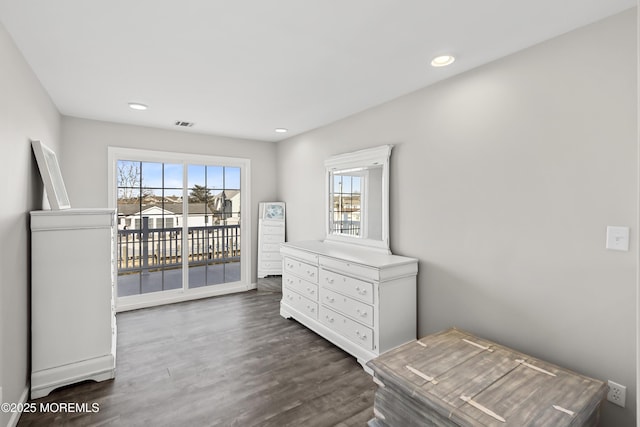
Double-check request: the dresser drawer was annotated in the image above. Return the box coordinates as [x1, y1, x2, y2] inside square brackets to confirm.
[283, 275, 318, 301]
[262, 233, 285, 243]
[320, 306, 373, 350]
[320, 257, 378, 281]
[262, 224, 284, 235]
[283, 257, 318, 283]
[260, 261, 281, 271]
[320, 269, 374, 304]
[320, 287, 373, 326]
[261, 243, 281, 252]
[283, 288, 318, 319]
[260, 251, 282, 261]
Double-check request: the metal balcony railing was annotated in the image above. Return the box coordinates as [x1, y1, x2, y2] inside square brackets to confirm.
[117, 218, 241, 274]
[330, 220, 361, 236]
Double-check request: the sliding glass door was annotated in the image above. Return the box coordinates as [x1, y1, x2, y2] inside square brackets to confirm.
[109, 148, 250, 310]
[186, 165, 241, 288]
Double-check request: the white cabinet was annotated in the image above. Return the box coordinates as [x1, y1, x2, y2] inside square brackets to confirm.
[280, 240, 417, 369]
[257, 202, 285, 278]
[30, 208, 117, 399]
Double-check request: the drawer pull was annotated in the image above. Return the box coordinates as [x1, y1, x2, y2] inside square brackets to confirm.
[355, 286, 367, 295]
[307, 270, 315, 277]
[325, 315, 335, 323]
[356, 309, 367, 318]
[356, 330, 367, 340]
[286, 278, 293, 284]
[325, 296, 335, 303]
[325, 277, 334, 284]
[286, 263, 294, 269]
[306, 287, 315, 294]
[306, 305, 315, 313]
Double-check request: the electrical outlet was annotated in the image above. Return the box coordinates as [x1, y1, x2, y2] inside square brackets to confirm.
[607, 380, 626, 408]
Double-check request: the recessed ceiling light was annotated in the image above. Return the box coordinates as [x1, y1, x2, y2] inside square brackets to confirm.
[275, 128, 288, 133]
[128, 102, 148, 110]
[430, 55, 455, 67]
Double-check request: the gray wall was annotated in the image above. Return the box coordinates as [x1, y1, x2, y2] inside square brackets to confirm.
[1, 6, 637, 427]
[0, 23, 61, 427]
[277, 9, 637, 427]
[60, 116, 278, 282]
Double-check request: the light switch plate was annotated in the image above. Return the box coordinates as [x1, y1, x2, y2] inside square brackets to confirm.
[606, 226, 629, 251]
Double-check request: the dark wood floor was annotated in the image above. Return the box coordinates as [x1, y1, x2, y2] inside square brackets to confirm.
[18, 286, 375, 426]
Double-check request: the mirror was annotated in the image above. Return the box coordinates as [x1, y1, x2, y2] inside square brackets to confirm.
[325, 145, 392, 254]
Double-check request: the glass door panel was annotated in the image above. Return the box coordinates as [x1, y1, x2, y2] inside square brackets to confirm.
[187, 165, 242, 288]
[115, 156, 244, 302]
[116, 161, 184, 297]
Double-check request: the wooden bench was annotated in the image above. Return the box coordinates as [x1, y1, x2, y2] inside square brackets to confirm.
[367, 328, 607, 427]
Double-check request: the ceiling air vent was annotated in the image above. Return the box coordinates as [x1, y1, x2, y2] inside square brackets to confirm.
[174, 121, 194, 127]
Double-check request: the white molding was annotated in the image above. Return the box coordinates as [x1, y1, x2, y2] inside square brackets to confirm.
[31, 356, 115, 400]
[116, 281, 257, 312]
[324, 145, 392, 254]
[7, 385, 29, 427]
[30, 208, 115, 231]
[107, 147, 252, 309]
[107, 146, 248, 168]
[324, 144, 393, 170]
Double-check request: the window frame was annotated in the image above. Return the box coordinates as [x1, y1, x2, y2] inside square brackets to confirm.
[329, 169, 368, 238]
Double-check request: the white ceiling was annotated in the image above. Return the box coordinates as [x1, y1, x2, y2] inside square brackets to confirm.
[0, 1, 636, 142]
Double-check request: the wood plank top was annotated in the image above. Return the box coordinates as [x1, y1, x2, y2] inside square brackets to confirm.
[367, 328, 607, 427]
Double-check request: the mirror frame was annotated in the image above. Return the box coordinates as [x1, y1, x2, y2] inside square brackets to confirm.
[31, 140, 71, 210]
[324, 144, 393, 254]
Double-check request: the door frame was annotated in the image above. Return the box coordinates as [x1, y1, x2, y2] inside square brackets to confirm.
[108, 146, 253, 312]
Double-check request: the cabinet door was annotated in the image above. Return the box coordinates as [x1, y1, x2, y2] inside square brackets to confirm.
[32, 226, 113, 370]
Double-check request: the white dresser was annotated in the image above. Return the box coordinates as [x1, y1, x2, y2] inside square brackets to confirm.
[257, 202, 286, 278]
[280, 240, 417, 369]
[257, 219, 285, 278]
[30, 208, 117, 398]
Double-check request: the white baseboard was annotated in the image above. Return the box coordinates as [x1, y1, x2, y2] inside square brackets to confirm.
[117, 281, 257, 312]
[7, 384, 29, 427]
[31, 355, 115, 399]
